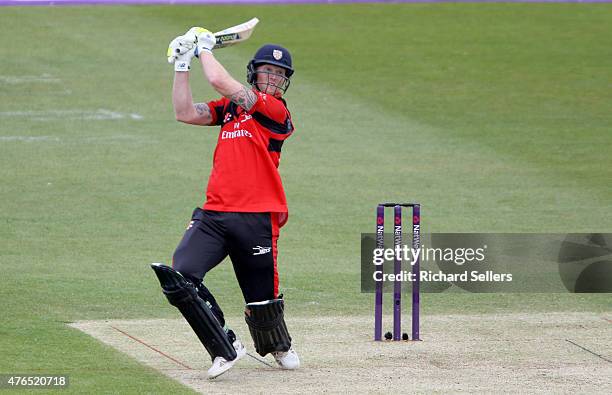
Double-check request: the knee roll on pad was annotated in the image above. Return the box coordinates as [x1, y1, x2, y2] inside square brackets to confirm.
[244, 298, 292, 357]
[150, 263, 237, 361]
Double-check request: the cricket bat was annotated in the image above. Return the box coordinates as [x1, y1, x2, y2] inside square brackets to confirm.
[169, 18, 259, 63]
[214, 17, 259, 49]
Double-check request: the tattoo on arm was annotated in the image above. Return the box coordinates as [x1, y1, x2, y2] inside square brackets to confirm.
[193, 103, 212, 125]
[227, 86, 257, 111]
[194, 103, 210, 116]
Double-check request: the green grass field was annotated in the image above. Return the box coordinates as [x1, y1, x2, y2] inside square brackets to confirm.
[1, 3, 611, 393]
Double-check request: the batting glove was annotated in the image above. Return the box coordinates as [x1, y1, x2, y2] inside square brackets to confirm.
[167, 29, 202, 71]
[195, 28, 216, 56]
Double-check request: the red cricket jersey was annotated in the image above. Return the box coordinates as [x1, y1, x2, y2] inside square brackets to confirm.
[202, 90, 294, 221]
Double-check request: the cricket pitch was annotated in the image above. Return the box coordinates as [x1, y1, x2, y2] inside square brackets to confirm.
[69, 312, 612, 394]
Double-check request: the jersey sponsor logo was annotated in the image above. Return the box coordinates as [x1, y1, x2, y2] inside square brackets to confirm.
[252, 245, 271, 255]
[221, 129, 253, 140]
[223, 111, 252, 125]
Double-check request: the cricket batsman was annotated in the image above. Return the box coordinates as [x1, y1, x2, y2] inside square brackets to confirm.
[151, 26, 299, 378]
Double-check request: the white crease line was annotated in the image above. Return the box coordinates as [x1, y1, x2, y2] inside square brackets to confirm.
[0, 136, 60, 142]
[0, 109, 144, 121]
[0, 135, 145, 143]
[0, 74, 61, 84]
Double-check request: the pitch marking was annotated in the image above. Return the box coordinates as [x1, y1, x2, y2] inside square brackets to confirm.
[565, 339, 612, 364]
[111, 326, 193, 370]
[0, 109, 143, 121]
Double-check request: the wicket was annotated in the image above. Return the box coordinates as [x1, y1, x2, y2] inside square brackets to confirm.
[374, 203, 421, 341]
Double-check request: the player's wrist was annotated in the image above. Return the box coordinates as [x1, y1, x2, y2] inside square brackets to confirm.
[174, 61, 191, 72]
[195, 46, 213, 58]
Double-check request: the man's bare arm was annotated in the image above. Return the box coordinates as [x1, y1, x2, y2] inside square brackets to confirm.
[228, 86, 258, 111]
[198, 52, 257, 112]
[190, 102, 213, 125]
[172, 72, 213, 125]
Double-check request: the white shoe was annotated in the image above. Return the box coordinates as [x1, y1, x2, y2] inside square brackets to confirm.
[272, 347, 300, 369]
[207, 339, 246, 379]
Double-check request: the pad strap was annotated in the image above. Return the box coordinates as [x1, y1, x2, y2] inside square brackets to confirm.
[245, 298, 292, 356]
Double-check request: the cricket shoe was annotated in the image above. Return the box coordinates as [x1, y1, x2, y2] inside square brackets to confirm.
[272, 347, 300, 370]
[207, 339, 247, 379]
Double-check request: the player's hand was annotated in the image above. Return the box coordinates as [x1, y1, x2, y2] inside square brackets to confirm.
[166, 33, 197, 72]
[194, 28, 216, 56]
[184, 26, 206, 42]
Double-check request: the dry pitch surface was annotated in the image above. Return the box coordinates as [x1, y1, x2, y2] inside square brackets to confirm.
[70, 313, 612, 394]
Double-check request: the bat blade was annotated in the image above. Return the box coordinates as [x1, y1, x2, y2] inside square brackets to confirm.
[213, 17, 259, 49]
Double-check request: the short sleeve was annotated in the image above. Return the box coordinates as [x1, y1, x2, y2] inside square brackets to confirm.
[207, 97, 229, 126]
[247, 90, 294, 138]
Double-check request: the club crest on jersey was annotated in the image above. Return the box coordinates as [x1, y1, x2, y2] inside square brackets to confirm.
[272, 49, 283, 60]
